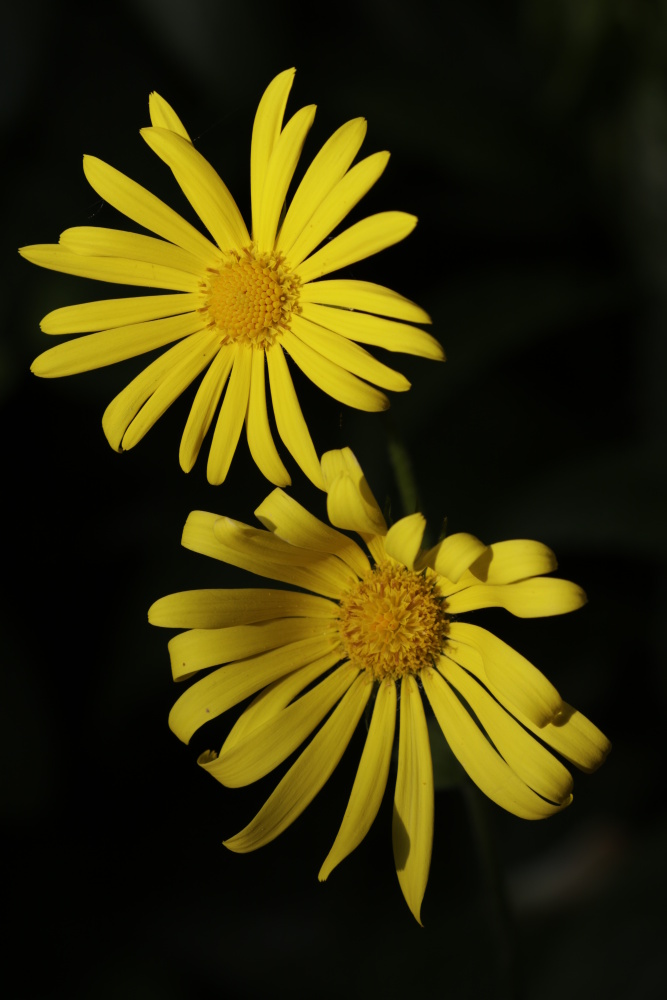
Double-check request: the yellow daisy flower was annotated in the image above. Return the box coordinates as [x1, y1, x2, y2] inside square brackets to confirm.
[149, 447, 610, 923]
[20, 70, 442, 488]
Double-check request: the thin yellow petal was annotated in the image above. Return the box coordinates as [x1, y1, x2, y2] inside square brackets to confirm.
[246, 350, 291, 486]
[282, 328, 390, 412]
[462, 540, 559, 586]
[266, 343, 325, 489]
[418, 532, 488, 582]
[445, 577, 587, 618]
[222, 672, 370, 853]
[290, 313, 410, 392]
[384, 513, 427, 570]
[40, 293, 200, 334]
[19, 244, 201, 292]
[322, 446, 387, 536]
[276, 118, 368, 255]
[255, 104, 316, 253]
[286, 152, 391, 269]
[319, 678, 396, 880]
[421, 667, 570, 820]
[299, 301, 443, 359]
[206, 345, 252, 485]
[32, 312, 204, 378]
[179, 346, 234, 473]
[141, 127, 250, 251]
[82, 155, 220, 264]
[393, 674, 433, 926]
[519, 703, 611, 774]
[296, 212, 417, 285]
[149, 587, 337, 629]
[149, 92, 191, 141]
[299, 278, 432, 325]
[251, 69, 295, 239]
[59, 226, 204, 275]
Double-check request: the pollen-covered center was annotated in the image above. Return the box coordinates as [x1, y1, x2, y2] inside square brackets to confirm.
[338, 563, 449, 681]
[204, 248, 300, 348]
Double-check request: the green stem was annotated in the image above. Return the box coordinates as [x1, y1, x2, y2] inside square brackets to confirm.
[383, 412, 420, 516]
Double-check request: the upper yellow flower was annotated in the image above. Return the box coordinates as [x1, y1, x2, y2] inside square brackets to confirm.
[149, 448, 610, 924]
[20, 70, 443, 488]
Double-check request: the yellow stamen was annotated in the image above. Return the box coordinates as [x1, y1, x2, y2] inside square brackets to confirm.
[338, 563, 448, 681]
[204, 248, 299, 348]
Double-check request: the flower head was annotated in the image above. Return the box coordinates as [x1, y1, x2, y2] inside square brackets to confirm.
[149, 447, 610, 923]
[21, 71, 442, 487]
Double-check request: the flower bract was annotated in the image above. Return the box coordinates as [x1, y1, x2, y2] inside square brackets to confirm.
[149, 447, 610, 923]
[21, 71, 443, 487]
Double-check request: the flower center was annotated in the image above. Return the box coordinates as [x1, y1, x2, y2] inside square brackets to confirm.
[338, 563, 449, 681]
[204, 248, 299, 348]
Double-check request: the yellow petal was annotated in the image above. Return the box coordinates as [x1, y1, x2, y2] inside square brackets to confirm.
[296, 211, 417, 285]
[254, 104, 317, 253]
[148, 587, 337, 629]
[82, 155, 220, 264]
[179, 346, 234, 473]
[446, 622, 562, 727]
[206, 345, 251, 485]
[290, 313, 411, 392]
[266, 343, 325, 489]
[246, 350, 291, 486]
[520, 703, 611, 774]
[300, 278, 432, 325]
[255, 488, 370, 578]
[19, 244, 200, 292]
[322, 447, 387, 536]
[319, 678, 396, 880]
[276, 118, 367, 255]
[207, 664, 357, 787]
[384, 513, 427, 570]
[421, 667, 570, 820]
[445, 577, 587, 618]
[168, 641, 339, 743]
[299, 301, 443, 359]
[141, 127, 250, 251]
[59, 226, 204, 275]
[222, 672, 370, 852]
[393, 674, 433, 926]
[40, 293, 200, 335]
[281, 328, 390, 412]
[251, 69, 295, 240]
[418, 532, 488, 582]
[286, 152, 391, 269]
[32, 312, 204, 378]
[148, 92, 191, 141]
[462, 539, 559, 586]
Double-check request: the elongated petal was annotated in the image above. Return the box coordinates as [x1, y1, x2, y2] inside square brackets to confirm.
[421, 667, 570, 820]
[169, 641, 340, 743]
[208, 664, 357, 787]
[179, 346, 234, 473]
[393, 674, 433, 926]
[148, 587, 336, 629]
[149, 92, 191, 141]
[300, 279, 431, 325]
[32, 311, 204, 378]
[255, 104, 316, 253]
[282, 328, 390, 412]
[40, 293, 200, 334]
[246, 349, 290, 486]
[300, 301, 443, 359]
[59, 226, 204, 275]
[445, 622, 562, 727]
[276, 118, 367, 255]
[255, 488, 370, 578]
[141, 127, 250, 251]
[286, 152, 391, 269]
[290, 313, 410, 392]
[266, 343, 325, 489]
[445, 577, 587, 618]
[418, 532, 488, 582]
[384, 513, 426, 570]
[222, 672, 370, 852]
[19, 244, 201, 292]
[102, 329, 218, 450]
[82, 155, 220, 263]
[439, 657, 573, 804]
[251, 69, 295, 238]
[296, 212, 417, 284]
[463, 540, 558, 586]
[320, 678, 396, 880]
[206, 345, 251, 485]
[322, 446, 387, 536]
[518, 703, 611, 774]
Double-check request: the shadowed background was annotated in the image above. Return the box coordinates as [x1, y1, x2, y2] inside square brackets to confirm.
[4, 1, 665, 997]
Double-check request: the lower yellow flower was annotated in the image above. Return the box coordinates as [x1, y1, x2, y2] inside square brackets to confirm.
[149, 448, 610, 923]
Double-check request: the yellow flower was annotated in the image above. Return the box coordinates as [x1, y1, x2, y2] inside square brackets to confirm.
[149, 448, 610, 923]
[20, 70, 442, 487]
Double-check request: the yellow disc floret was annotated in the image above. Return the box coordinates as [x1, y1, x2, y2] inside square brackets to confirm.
[203, 248, 300, 348]
[338, 562, 449, 681]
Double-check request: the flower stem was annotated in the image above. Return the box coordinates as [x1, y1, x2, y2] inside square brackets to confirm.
[383, 412, 420, 516]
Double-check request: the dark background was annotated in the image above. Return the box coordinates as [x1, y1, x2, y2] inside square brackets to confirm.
[4, 1, 665, 997]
